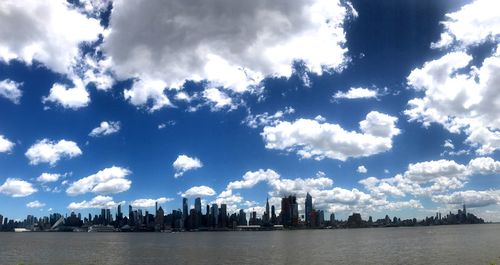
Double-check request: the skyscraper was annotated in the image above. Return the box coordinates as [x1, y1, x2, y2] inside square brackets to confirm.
[271, 205, 276, 225]
[238, 209, 247, 226]
[182, 198, 188, 221]
[330, 213, 335, 224]
[220, 204, 227, 227]
[280, 195, 298, 227]
[195, 197, 202, 213]
[211, 203, 218, 226]
[305, 192, 313, 227]
[263, 197, 270, 225]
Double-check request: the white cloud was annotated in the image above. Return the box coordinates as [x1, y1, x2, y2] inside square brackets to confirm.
[431, 0, 500, 48]
[25, 139, 82, 165]
[405, 49, 500, 154]
[0, 1, 103, 74]
[406, 0, 500, 155]
[0, 79, 22, 104]
[79, 54, 115, 92]
[158, 120, 176, 130]
[443, 139, 455, 149]
[26, 200, 45, 208]
[0, 134, 15, 153]
[432, 190, 500, 208]
[123, 78, 173, 112]
[227, 169, 281, 191]
[333, 87, 379, 100]
[42, 78, 90, 110]
[36, 173, 62, 183]
[172, 155, 203, 178]
[468, 157, 500, 175]
[0, 178, 37, 197]
[202, 88, 235, 111]
[243, 107, 295, 129]
[66, 166, 132, 196]
[221, 169, 420, 215]
[130, 197, 173, 208]
[180, 185, 216, 198]
[357, 165, 367, 174]
[405, 160, 468, 183]
[103, 0, 353, 110]
[359, 111, 401, 138]
[68, 195, 124, 210]
[261, 111, 400, 161]
[89, 121, 121, 137]
[360, 157, 500, 198]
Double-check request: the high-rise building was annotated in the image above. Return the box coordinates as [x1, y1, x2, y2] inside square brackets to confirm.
[271, 205, 276, 224]
[128, 205, 133, 225]
[263, 197, 270, 225]
[182, 198, 188, 221]
[211, 203, 218, 226]
[116, 204, 123, 225]
[195, 198, 202, 213]
[281, 195, 298, 227]
[238, 209, 247, 226]
[220, 204, 227, 227]
[305, 192, 313, 227]
[106, 209, 112, 225]
[330, 213, 335, 224]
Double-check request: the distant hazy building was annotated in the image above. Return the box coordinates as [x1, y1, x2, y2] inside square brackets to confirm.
[305, 193, 313, 227]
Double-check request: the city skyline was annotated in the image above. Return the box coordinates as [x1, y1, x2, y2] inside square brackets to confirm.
[0, 192, 485, 232]
[1, 0, 500, 223]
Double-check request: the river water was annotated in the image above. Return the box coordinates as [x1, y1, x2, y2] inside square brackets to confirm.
[1, 224, 499, 265]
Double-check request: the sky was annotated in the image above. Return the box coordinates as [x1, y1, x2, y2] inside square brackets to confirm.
[0, 0, 499, 221]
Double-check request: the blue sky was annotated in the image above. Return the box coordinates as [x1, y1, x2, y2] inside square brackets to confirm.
[0, 0, 499, 221]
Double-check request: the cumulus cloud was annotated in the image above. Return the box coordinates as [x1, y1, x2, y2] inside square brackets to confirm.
[202, 88, 235, 111]
[432, 190, 500, 208]
[180, 185, 216, 198]
[0, 1, 103, 74]
[123, 78, 173, 112]
[172, 155, 203, 178]
[468, 157, 500, 175]
[0, 134, 15, 153]
[36, 173, 62, 183]
[443, 139, 454, 149]
[0, 178, 37, 197]
[68, 195, 124, 210]
[227, 169, 281, 191]
[333, 87, 379, 100]
[130, 197, 173, 208]
[261, 111, 400, 161]
[360, 157, 500, 198]
[406, 0, 500, 155]
[25, 139, 82, 165]
[357, 165, 367, 174]
[431, 0, 500, 48]
[220, 169, 421, 215]
[42, 77, 90, 110]
[103, 0, 354, 111]
[66, 166, 132, 196]
[89, 121, 121, 137]
[26, 200, 45, 208]
[0, 79, 22, 104]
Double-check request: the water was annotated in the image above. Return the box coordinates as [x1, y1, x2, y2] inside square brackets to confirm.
[1, 224, 499, 265]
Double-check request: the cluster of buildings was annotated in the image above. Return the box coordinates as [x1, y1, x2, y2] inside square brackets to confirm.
[343, 204, 484, 228]
[0, 194, 484, 232]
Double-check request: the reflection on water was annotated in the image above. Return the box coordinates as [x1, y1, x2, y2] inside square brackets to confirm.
[1, 224, 499, 265]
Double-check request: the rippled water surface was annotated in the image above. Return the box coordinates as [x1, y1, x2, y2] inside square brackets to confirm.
[1, 224, 500, 265]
